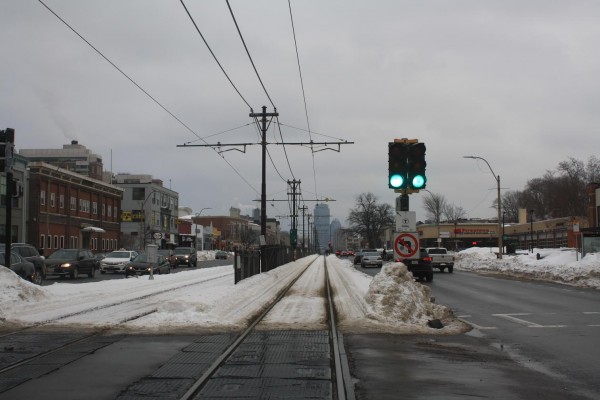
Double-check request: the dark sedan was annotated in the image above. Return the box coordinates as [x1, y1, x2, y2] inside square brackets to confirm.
[215, 250, 229, 260]
[125, 254, 171, 278]
[44, 249, 97, 279]
[1, 251, 41, 285]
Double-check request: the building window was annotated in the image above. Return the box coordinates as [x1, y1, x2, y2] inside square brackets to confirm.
[92, 201, 98, 215]
[50, 192, 56, 207]
[132, 187, 145, 201]
[113, 207, 117, 219]
[102, 203, 105, 216]
[59, 194, 65, 209]
[41, 190, 46, 206]
[40, 234, 45, 249]
[70, 196, 76, 211]
[60, 236, 65, 249]
[54, 235, 59, 249]
[46, 235, 51, 249]
[107, 205, 112, 217]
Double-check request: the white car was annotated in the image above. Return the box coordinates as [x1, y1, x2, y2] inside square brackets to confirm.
[99, 250, 139, 274]
[360, 251, 383, 268]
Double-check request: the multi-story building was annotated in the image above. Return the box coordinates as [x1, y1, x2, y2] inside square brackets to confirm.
[19, 141, 105, 181]
[27, 162, 122, 256]
[313, 203, 331, 252]
[113, 173, 179, 251]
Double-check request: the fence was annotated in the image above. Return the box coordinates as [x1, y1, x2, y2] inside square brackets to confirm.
[233, 245, 314, 284]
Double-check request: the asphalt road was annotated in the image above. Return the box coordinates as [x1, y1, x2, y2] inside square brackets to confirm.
[430, 270, 600, 399]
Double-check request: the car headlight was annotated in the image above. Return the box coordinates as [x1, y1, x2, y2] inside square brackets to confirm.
[61, 263, 72, 268]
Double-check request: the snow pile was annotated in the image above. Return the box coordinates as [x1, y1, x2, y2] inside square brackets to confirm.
[0, 267, 48, 322]
[364, 263, 453, 326]
[456, 248, 600, 289]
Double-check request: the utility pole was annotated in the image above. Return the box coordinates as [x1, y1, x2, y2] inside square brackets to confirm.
[299, 205, 308, 253]
[249, 106, 278, 270]
[287, 179, 301, 254]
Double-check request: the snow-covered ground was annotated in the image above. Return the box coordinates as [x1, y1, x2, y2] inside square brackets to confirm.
[456, 247, 600, 290]
[3, 247, 594, 335]
[0, 253, 463, 334]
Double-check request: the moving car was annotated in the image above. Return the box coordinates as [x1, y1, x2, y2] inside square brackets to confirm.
[0, 251, 41, 285]
[158, 249, 177, 268]
[44, 249, 97, 279]
[173, 247, 197, 267]
[125, 254, 171, 277]
[0, 243, 47, 282]
[99, 250, 139, 274]
[396, 249, 434, 282]
[361, 251, 383, 268]
[353, 249, 378, 265]
[215, 250, 228, 260]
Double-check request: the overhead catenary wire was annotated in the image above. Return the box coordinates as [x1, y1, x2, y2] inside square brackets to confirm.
[225, 0, 276, 110]
[38, 0, 260, 196]
[287, 0, 319, 201]
[179, 0, 252, 110]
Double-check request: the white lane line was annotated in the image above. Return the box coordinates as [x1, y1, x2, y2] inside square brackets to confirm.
[493, 313, 565, 328]
[458, 315, 497, 330]
[583, 312, 600, 314]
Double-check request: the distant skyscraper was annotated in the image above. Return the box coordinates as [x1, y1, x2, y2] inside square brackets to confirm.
[330, 218, 342, 250]
[314, 203, 331, 251]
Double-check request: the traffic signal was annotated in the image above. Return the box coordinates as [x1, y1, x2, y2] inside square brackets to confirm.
[407, 142, 427, 189]
[0, 128, 15, 173]
[388, 142, 408, 189]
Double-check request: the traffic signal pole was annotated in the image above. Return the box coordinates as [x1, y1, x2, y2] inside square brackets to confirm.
[1, 128, 15, 271]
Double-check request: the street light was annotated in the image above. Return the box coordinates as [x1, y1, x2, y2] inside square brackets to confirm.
[463, 155, 503, 259]
[194, 207, 212, 251]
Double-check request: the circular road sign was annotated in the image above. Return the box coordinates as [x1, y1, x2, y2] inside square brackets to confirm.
[153, 232, 163, 240]
[394, 233, 419, 258]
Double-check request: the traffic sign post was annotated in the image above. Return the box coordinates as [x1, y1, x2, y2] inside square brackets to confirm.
[393, 232, 420, 260]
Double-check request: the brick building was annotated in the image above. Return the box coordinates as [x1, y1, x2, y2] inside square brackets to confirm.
[28, 162, 122, 256]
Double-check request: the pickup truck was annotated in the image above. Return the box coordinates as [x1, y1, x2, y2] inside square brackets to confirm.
[425, 247, 454, 273]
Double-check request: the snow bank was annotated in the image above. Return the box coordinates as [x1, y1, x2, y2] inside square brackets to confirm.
[456, 248, 600, 289]
[0, 267, 49, 322]
[365, 263, 452, 324]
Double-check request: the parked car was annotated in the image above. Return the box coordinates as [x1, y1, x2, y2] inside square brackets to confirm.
[353, 249, 378, 265]
[361, 251, 383, 268]
[125, 254, 171, 277]
[173, 247, 197, 267]
[215, 250, 228, 260]
[0, 243, 47, 281]
[0, 251, 41, 285]
[99, 250, 139, 274]
[44, 249, 97, 279]
[396, 249, 434, 282]
[158, 249, 177, 268]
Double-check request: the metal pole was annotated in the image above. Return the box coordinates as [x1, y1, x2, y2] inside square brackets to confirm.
[529, 209, 534, 253]
[463, 156, 503, 259]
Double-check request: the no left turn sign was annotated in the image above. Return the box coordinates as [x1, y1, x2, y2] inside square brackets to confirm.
[394, 232, 419, 258]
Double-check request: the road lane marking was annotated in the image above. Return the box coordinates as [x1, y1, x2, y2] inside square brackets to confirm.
[458, 315, 497, 330]
[493, 313, 565, 328]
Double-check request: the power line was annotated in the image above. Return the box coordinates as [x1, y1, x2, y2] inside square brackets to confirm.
[226, 0, 276, 109]
[179, 0, 252, 110]
[287, 0, 318, 201]
[38, 0, 259, 196]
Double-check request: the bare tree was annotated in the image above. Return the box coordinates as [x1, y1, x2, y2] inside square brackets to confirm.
[422, 192, 447, 225]
[443, 203, 466, 222]
[501, 190, 522, 223]
[347, 192, 394, 248]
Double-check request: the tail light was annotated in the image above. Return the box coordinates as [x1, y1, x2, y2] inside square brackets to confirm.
[422, 256, 432, 262]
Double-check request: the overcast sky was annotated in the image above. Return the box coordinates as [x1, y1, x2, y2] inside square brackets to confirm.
[2, 1, 599, 231]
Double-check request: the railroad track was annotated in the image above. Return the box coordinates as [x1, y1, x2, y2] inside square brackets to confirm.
[0, 255, 355, 399]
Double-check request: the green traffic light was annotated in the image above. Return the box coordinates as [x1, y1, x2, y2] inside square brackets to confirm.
[390, 174, 404, 188]
[412, 175, 426, 188]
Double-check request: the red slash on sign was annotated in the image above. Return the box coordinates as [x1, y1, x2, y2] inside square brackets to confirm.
[394, 233, 419, 258]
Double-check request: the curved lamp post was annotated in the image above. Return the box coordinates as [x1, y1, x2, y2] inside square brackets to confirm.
[194, 207, 211, 250]
[463, 156, 503, 259]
